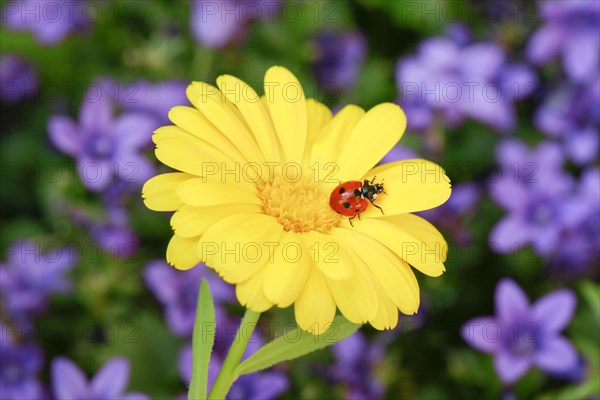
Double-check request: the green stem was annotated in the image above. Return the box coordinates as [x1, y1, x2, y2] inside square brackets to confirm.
[208, 309, 261, 399]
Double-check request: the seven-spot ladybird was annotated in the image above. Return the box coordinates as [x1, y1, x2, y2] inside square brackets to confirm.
[329, 177, 385, 226]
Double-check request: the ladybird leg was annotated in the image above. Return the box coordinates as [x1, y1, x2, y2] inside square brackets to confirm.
[371, 203, 385, 215]
[357, 212, 362, 220]
[348, 215, 356, 227]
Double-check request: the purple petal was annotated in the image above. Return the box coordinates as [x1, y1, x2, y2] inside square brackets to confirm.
[494, 349, 532, 384]
[526, 25, 563, 65]
[565, 129, 599, 165]
[532, 290, 576, 333]
[535, 336, 578, 373]
[461, 43, 505, 80]
[51, 357, 89, 399]
[80, 97, 113, 133]
[191, 0, 245, 49]
[144, 261, 178, 303]
[563, 34, 599, 82]
[489, 216, 531, 253]
[495, 278, 530, 323]
[77, 158, 114, 192]
[47, 116, 81, 156]
[461, 317, 501, 353]
[114, 154, 155, 187]
[90, 357, 130, 398]
[113, 112, 157, 149]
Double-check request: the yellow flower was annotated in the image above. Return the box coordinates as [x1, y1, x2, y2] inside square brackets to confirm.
[142, 66, 451, 334]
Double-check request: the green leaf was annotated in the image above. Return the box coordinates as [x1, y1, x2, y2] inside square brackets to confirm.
[235, 315, 360, 376]
[579, 280, 600, 323]
[188, 279, 216, 400]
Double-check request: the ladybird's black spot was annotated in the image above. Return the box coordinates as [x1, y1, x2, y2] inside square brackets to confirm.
[338, 187, 345, 194]
[343, 202, 351, 209]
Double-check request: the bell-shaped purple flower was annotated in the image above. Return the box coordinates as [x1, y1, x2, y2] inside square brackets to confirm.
[47, 93, 157, 192]
[0, 54, 38, 104]
[526, 0, 600, 82]
[0, 241, 76, 321]
[461, 278, 578, 384]
[144, 260, 235, 337]
[50, 356, 148, 400]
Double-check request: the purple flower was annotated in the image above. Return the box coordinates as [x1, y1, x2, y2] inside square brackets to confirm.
[548, 168, 600, 274]
[90, 205, 139, 259]
[534, 78, 600, 165]
[119, 80, 188, 126]
[332, 331, 384, 399]
[461, 278, 578, 384]
[526, 0, 600, 82]
[312, 30, 367, 92]
[0, 241, 76, 320]
[144, 260, 235, 337]
[396, 35, 537, 133]
[489, 140, 574, 255]
[47, 94, 157, 191]
[0, 323, 44, 400]
[0, 54, 38, 103]
[51, 356, 148, 400]
[419, 182, 482, 246]
[3, 0, 90, 46]
[190, 0, 279, 49]
[177, 314, 288, 399]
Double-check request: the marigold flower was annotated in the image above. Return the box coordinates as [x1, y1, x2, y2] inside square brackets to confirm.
[142, 66, 451, 334]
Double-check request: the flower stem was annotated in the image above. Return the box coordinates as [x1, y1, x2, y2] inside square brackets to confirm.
[208, 309, 261, 399]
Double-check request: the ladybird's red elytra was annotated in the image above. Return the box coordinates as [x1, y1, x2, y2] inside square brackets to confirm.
[329, 178, 385, 226]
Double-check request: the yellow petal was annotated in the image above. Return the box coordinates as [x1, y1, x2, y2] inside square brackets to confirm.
[294, 265, 336, 335]
[302, 231, 353, 280]
[198, 213, 284, 283]
[236, 266, 273, 312]
[369, 283, 399, 330]
[154, 135, 235, 177]
[263, 231, 311, 307]
[333, 227, 420, 314]
[348, 218, 446, 277]
[176, 178, 261, 207]
[142, 173, 194, 211]
[303, 99, 332, 166]
[309, 105, 364, 170]
[264, 66, 307, 164]
[167, 107, 246, 163]
[360, 159, 452, 217]
[186, 82, 265, 165]
[216, 75, 282, 169]
[335, 103, 407, 181]
[170, 204, 262, 238]
[325, 245, 379, 324]
[166, 235, 201, 270]
[382, 214, 448, 262]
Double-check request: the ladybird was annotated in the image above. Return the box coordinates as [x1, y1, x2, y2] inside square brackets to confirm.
[329, 177, 385, 226]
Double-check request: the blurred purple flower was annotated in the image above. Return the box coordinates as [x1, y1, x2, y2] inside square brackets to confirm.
[119, 80, 188, 126]
[51, 356, 148, 400]
[548, 168, 600, 275]
[489, 140, 574, 255]
[526, 0, 600, 82]
[178, 314, 288, 399]
[461, 278, 578, 384]
[47, 94, 157, 191]
[3, 0, 90, 46]
[190, 0, 279, 49]
[396, 35, 537, 132]
[534, 78, 600, 165]
[0, 241, 76, 320]
[419, 182, 482, 246]
[144, 260, 235, 337]
[312, 30, 367, 92]
[90, 205, 139, 259]
[0, 54, 38, 103]
[0, 323, 44, 400]
[332, 331, 384, 399]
